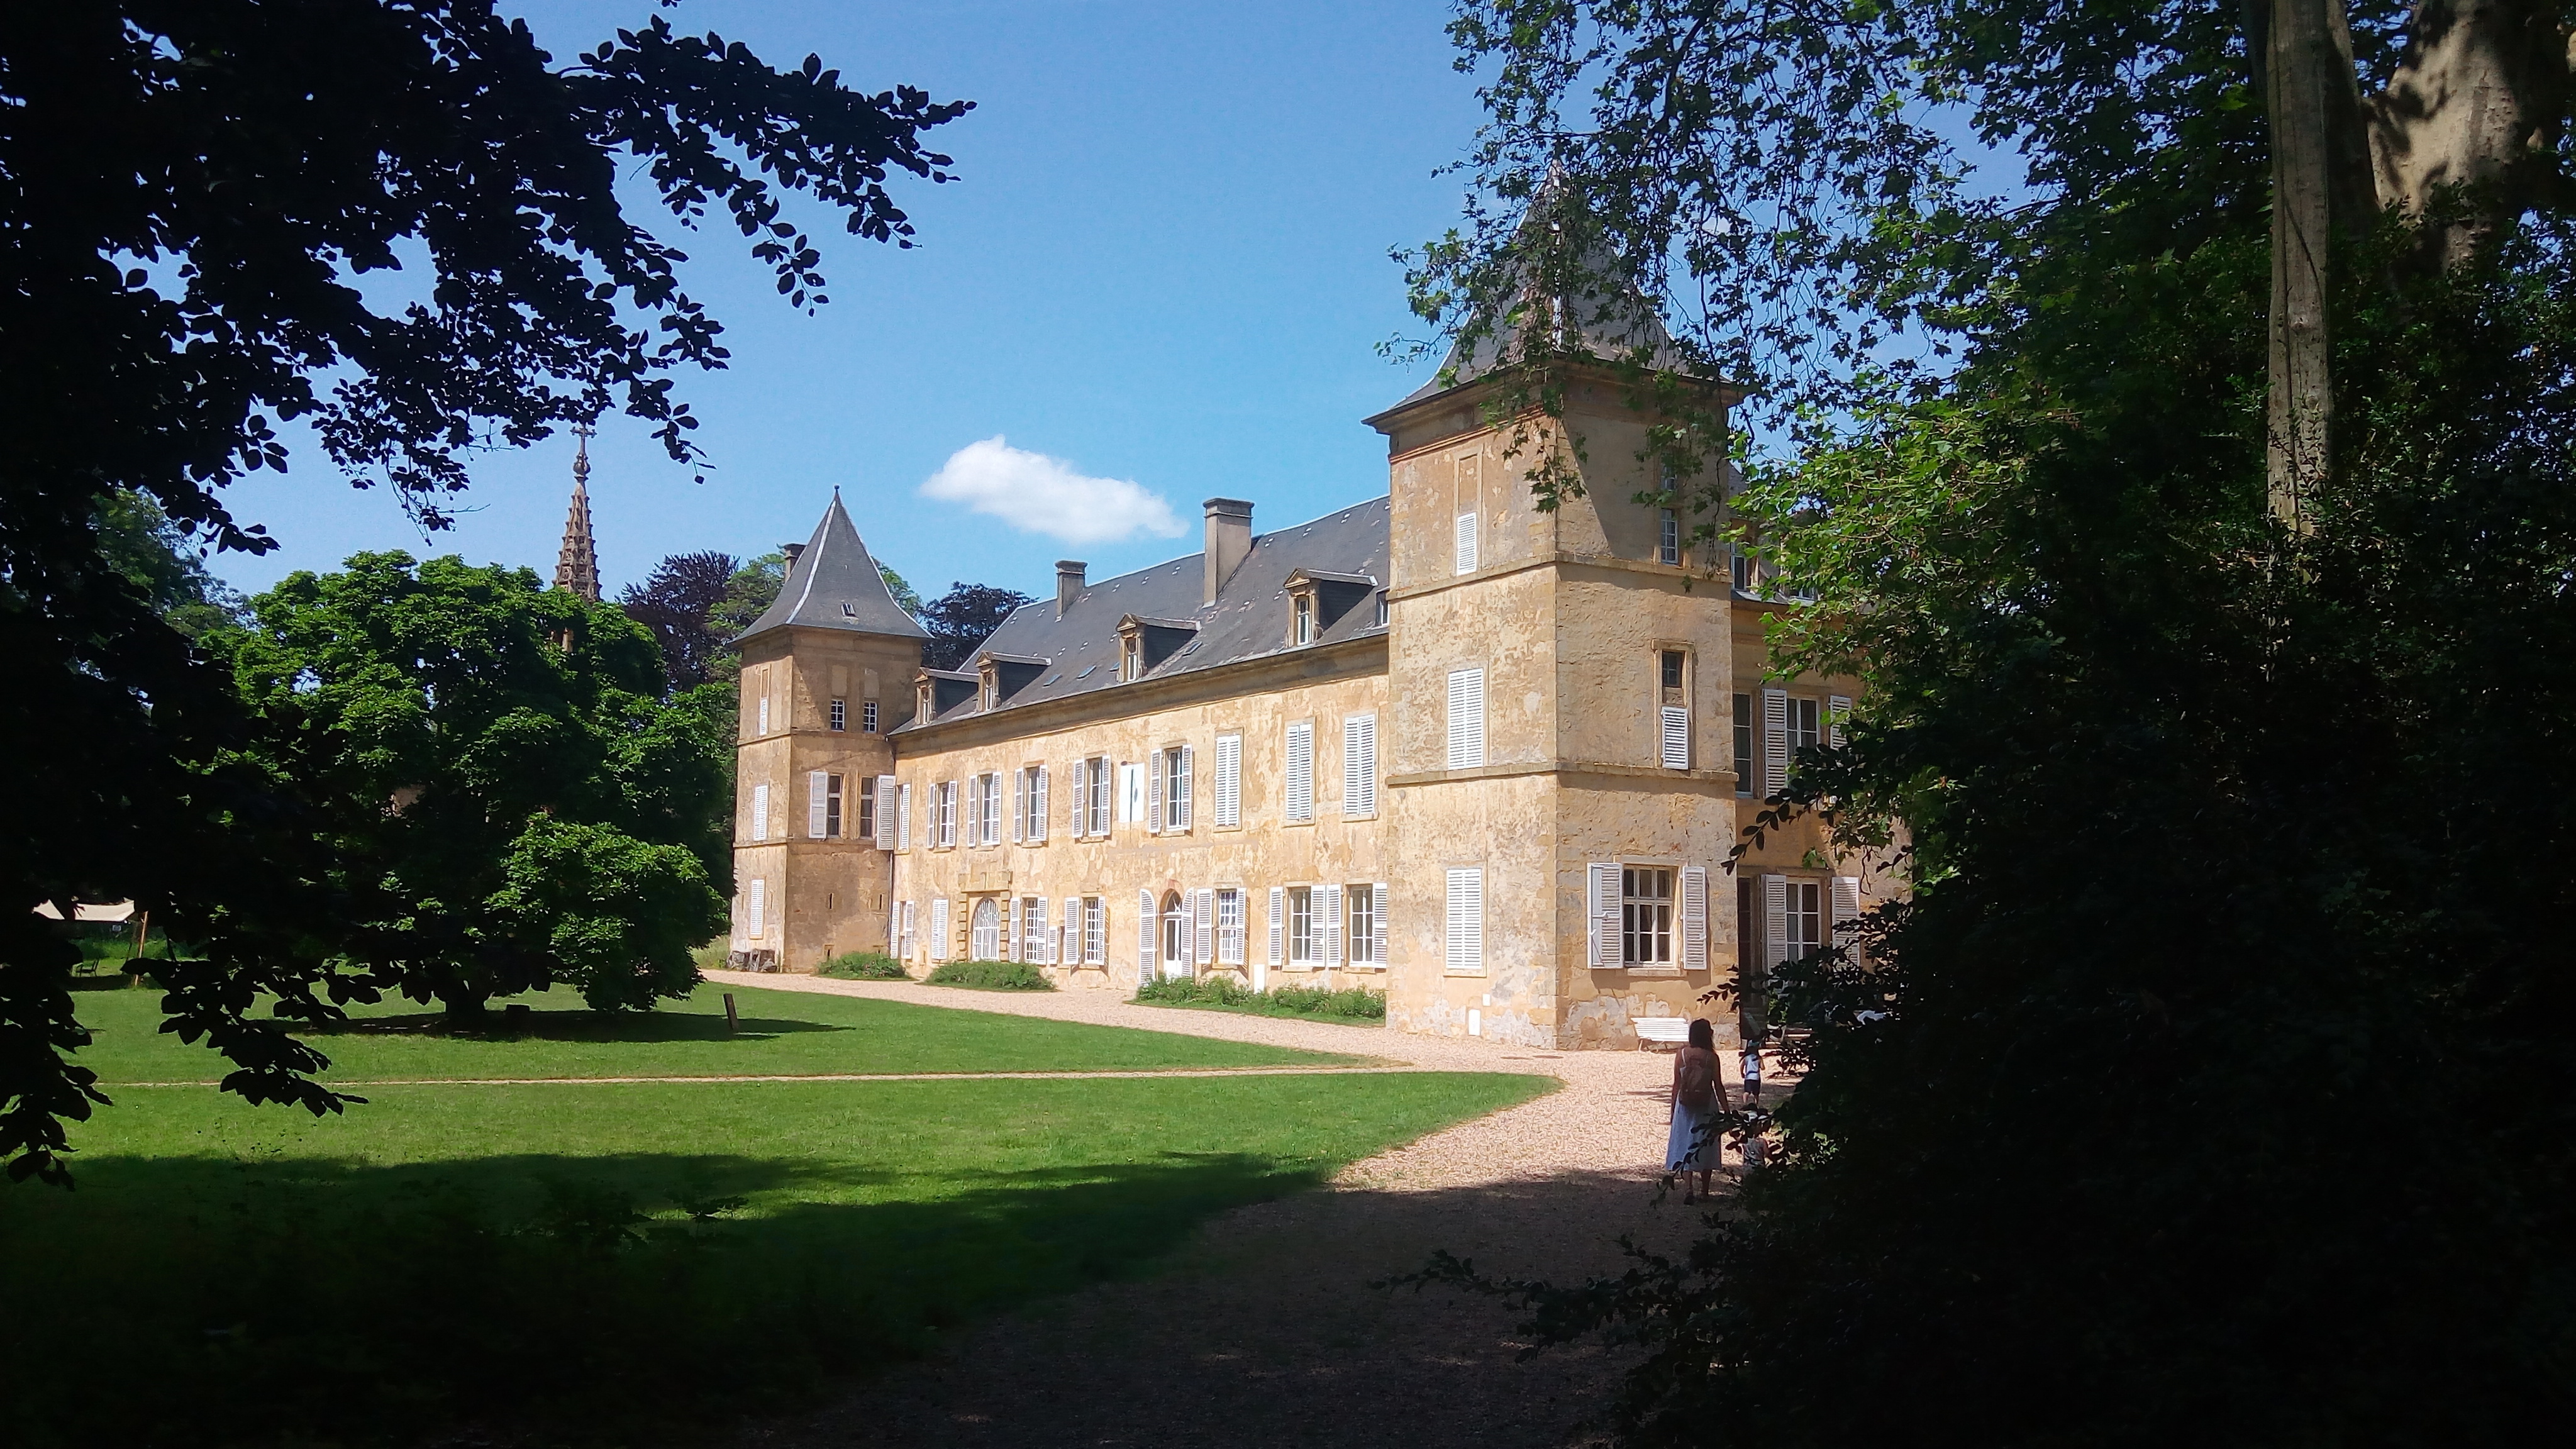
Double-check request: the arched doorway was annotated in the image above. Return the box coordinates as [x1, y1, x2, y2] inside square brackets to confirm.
[1160, 891, 1190, 978]
[970, 898, 1001, 960]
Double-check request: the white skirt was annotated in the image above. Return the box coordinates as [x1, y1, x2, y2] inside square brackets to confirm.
[1665, 1099, 1719, 1172]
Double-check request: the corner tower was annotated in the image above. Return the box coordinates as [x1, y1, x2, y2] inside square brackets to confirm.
[728, 492, 927, 970]
[1367, 266, 1744, 1048]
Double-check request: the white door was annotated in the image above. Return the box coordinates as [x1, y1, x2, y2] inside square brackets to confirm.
[1160, 893, 1191, 979]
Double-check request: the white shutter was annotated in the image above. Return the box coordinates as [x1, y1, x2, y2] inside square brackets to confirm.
[1446, 668, 1486, 769]
[1343, 715, 1377, 816]
[1587, 862, 1621, 969]
[1030, 896, 1048, 963]
[1832, 874, 1862, 946]
[1092, 760, 1111, 835]
[1681, 865, 1709, 972]
[1062, 896, 1079, 965]
[1660, 706, 1690, 770]
[1194, 887, 1213, 965]
[1828, 694, 1852, 750]
[931, 897, 952, 961]
[1454, 511, 1479, 573]
[757, 694, 770, 735]
[808, 771, 826, 838]
[1214, 735, 1241, 828]
[1010, 771, 1024, 843]
[1285, 721, 1314, 823]
[1268, 886, 1285, 965]
[898, 900, 915, 958]
[874, 775, 897, 847]
[750, 783, 769, 841]
[1176, 745, 1195, 829]
[1138, 889, 1157, 984]
[1762, 874, 1789, 972]
[897, 782, 912, 848]
[1372, 882, 1389, 964]
[1445, 868, 1484, 973]
[1762, 688, 1790, 796]
[745, 878, 765, 940]
[1070, 759, 1088, 837]
[1146, 750, 1163, 834]
[1003, 897, 1019, 961]
[987, 773, 1004, 845]
[1323, 884, 1343, 964]
[1033, 765, 1049, 841]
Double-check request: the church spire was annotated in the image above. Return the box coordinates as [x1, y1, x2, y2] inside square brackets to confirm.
[553, 426, 601, 603]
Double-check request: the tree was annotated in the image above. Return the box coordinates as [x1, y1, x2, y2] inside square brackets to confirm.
[94, 489, 247, 641]
[919, 582, 1033, 670]
[222, 553, 731, 1017]
[1404, 4, 2576, 1442]
[619, 550, 740, 692]
[1, 3, 965, 1184]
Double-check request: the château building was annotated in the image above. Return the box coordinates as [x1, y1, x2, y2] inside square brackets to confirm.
[724, 330, 1877, 1049]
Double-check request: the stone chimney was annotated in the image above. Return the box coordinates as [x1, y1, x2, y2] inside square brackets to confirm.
[1056, 560, 1087, 619]
[1202, 497, 1253, 606]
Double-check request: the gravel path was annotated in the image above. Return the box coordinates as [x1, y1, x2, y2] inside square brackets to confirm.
[706, 970, 1772, 1449]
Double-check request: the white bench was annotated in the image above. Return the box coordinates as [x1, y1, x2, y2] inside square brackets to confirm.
[1633, 1017, 1692, 1050]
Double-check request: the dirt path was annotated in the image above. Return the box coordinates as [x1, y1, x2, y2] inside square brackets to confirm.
[708, 971, 1761, 1449]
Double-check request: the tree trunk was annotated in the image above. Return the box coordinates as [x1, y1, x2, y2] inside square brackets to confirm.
[2365, 0, 2574, 267]
[2263, 0, 2375, 531]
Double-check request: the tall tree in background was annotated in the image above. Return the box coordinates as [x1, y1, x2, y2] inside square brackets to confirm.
[919, 582, 1033, 670]
[1407, 3, 2576, 1441]
[0, 3, 967, 1184]
[619, 550, 740, 692]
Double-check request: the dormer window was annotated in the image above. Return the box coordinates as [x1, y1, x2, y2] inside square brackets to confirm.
[1282, 569, 1374, 647]
[1116, 615, 1199, 680]
[1292, 594, 1316, 646]
[1121, 634, 1143, 681]
[918, 683, 933, 719]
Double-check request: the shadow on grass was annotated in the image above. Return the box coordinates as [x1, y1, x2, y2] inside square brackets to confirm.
[298, 1007, 848, 1043]
[0, 1148, 1310, 1449]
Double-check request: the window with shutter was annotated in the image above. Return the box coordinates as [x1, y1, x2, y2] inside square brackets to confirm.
[1033, 765, 1050, 841]
[1453, 511, 1479, 573]
[1091, 758, 1113, 835]
[1761, 874, 1788, 973]
[1194, 888, 1213, 964]
[1657, 507, 1680, 565]
[1084, 895, 1104, 964]
[1287, 887, 1314, 964]
[931, 897, 952, 961]
[1372, 882, 1390, 965]
[1343, 714, 1377, 816]
[745, 879, 765, 940]
[897, 900, 916, 958]
[1137, 889, 1156, 985]
[1323, 884, 1343, 964]
[897, 782, 912, 848]
[1733, 695, 1755, 797]
[1345, 885, 1375, 963]
[875, 775, 898, 848]
[750, 783, 769, 842]
[1762, 688, 1790, 796]
[1831, 875, 1862, 944]
[1681, 866, 1709, 972]
[1174, 746, 1194, 830]
[1009, 771, 1024, 843]
[1446, 668, 1486, 769]
[1828, 695, 1851, 750]
[1445, 869, 1484, 973]
[1621, 867, 1674, 965]
[1587, 862, 1621, 969]
[1146, 750, 1163, 834]
[1216, 889, 1244, 964]
[809, 771, 828, 838]
[1660, 706, 1690, 770]
[1214, 735, 1241, 828]
[986, 772, 1005, 845]
[1268, 886, 1285, 965]
[1284, 721, 1314, 823]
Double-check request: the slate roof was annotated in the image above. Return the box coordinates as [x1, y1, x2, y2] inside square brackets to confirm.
[901, 495, 1391, 730]
[740, 491, 928, 643]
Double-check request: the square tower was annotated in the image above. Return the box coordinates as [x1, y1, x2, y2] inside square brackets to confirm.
[729, 493, 925, 970]
[1370, 363, 1743, 1048]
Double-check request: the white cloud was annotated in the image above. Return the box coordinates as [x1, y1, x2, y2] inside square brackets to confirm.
[919, 436, 1186, 544]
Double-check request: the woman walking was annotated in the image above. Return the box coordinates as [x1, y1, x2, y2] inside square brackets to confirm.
[1665, 1018, 1732, 1202]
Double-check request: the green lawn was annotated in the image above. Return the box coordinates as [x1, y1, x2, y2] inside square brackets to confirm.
[67, 979, 1358, 1083]
[6, 984, 1547, 1447]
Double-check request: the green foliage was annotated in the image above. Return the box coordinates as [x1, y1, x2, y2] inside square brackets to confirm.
[617, 550, 739, 692]
[816, 951, 911, 981]
[219, 553, 730, 1015]
[1420, 4, 2576, 1444]
[923, 958, 1056, 991]
[3, 3, 967, 1184]
[919, 581, 1037, 670]
[1135, 975, 1387, 1023]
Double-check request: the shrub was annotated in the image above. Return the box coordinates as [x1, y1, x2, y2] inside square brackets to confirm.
[922, 958, 1054, 991]
[816, 952, 909, 981]
[1135, 975, 1385, 1021]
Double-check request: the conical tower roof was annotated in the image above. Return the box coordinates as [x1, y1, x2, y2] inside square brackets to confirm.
[553, 429, 601, 602]
[739, 491, 928, 643]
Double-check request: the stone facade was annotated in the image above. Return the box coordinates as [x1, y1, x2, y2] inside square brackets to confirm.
[726, 373, 1880, 1049]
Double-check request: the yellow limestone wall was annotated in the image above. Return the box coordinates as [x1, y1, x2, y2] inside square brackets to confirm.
[889, 638, 1391, 991]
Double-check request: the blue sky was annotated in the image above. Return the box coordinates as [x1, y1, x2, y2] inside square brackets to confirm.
[209, 0, 1487, 604]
